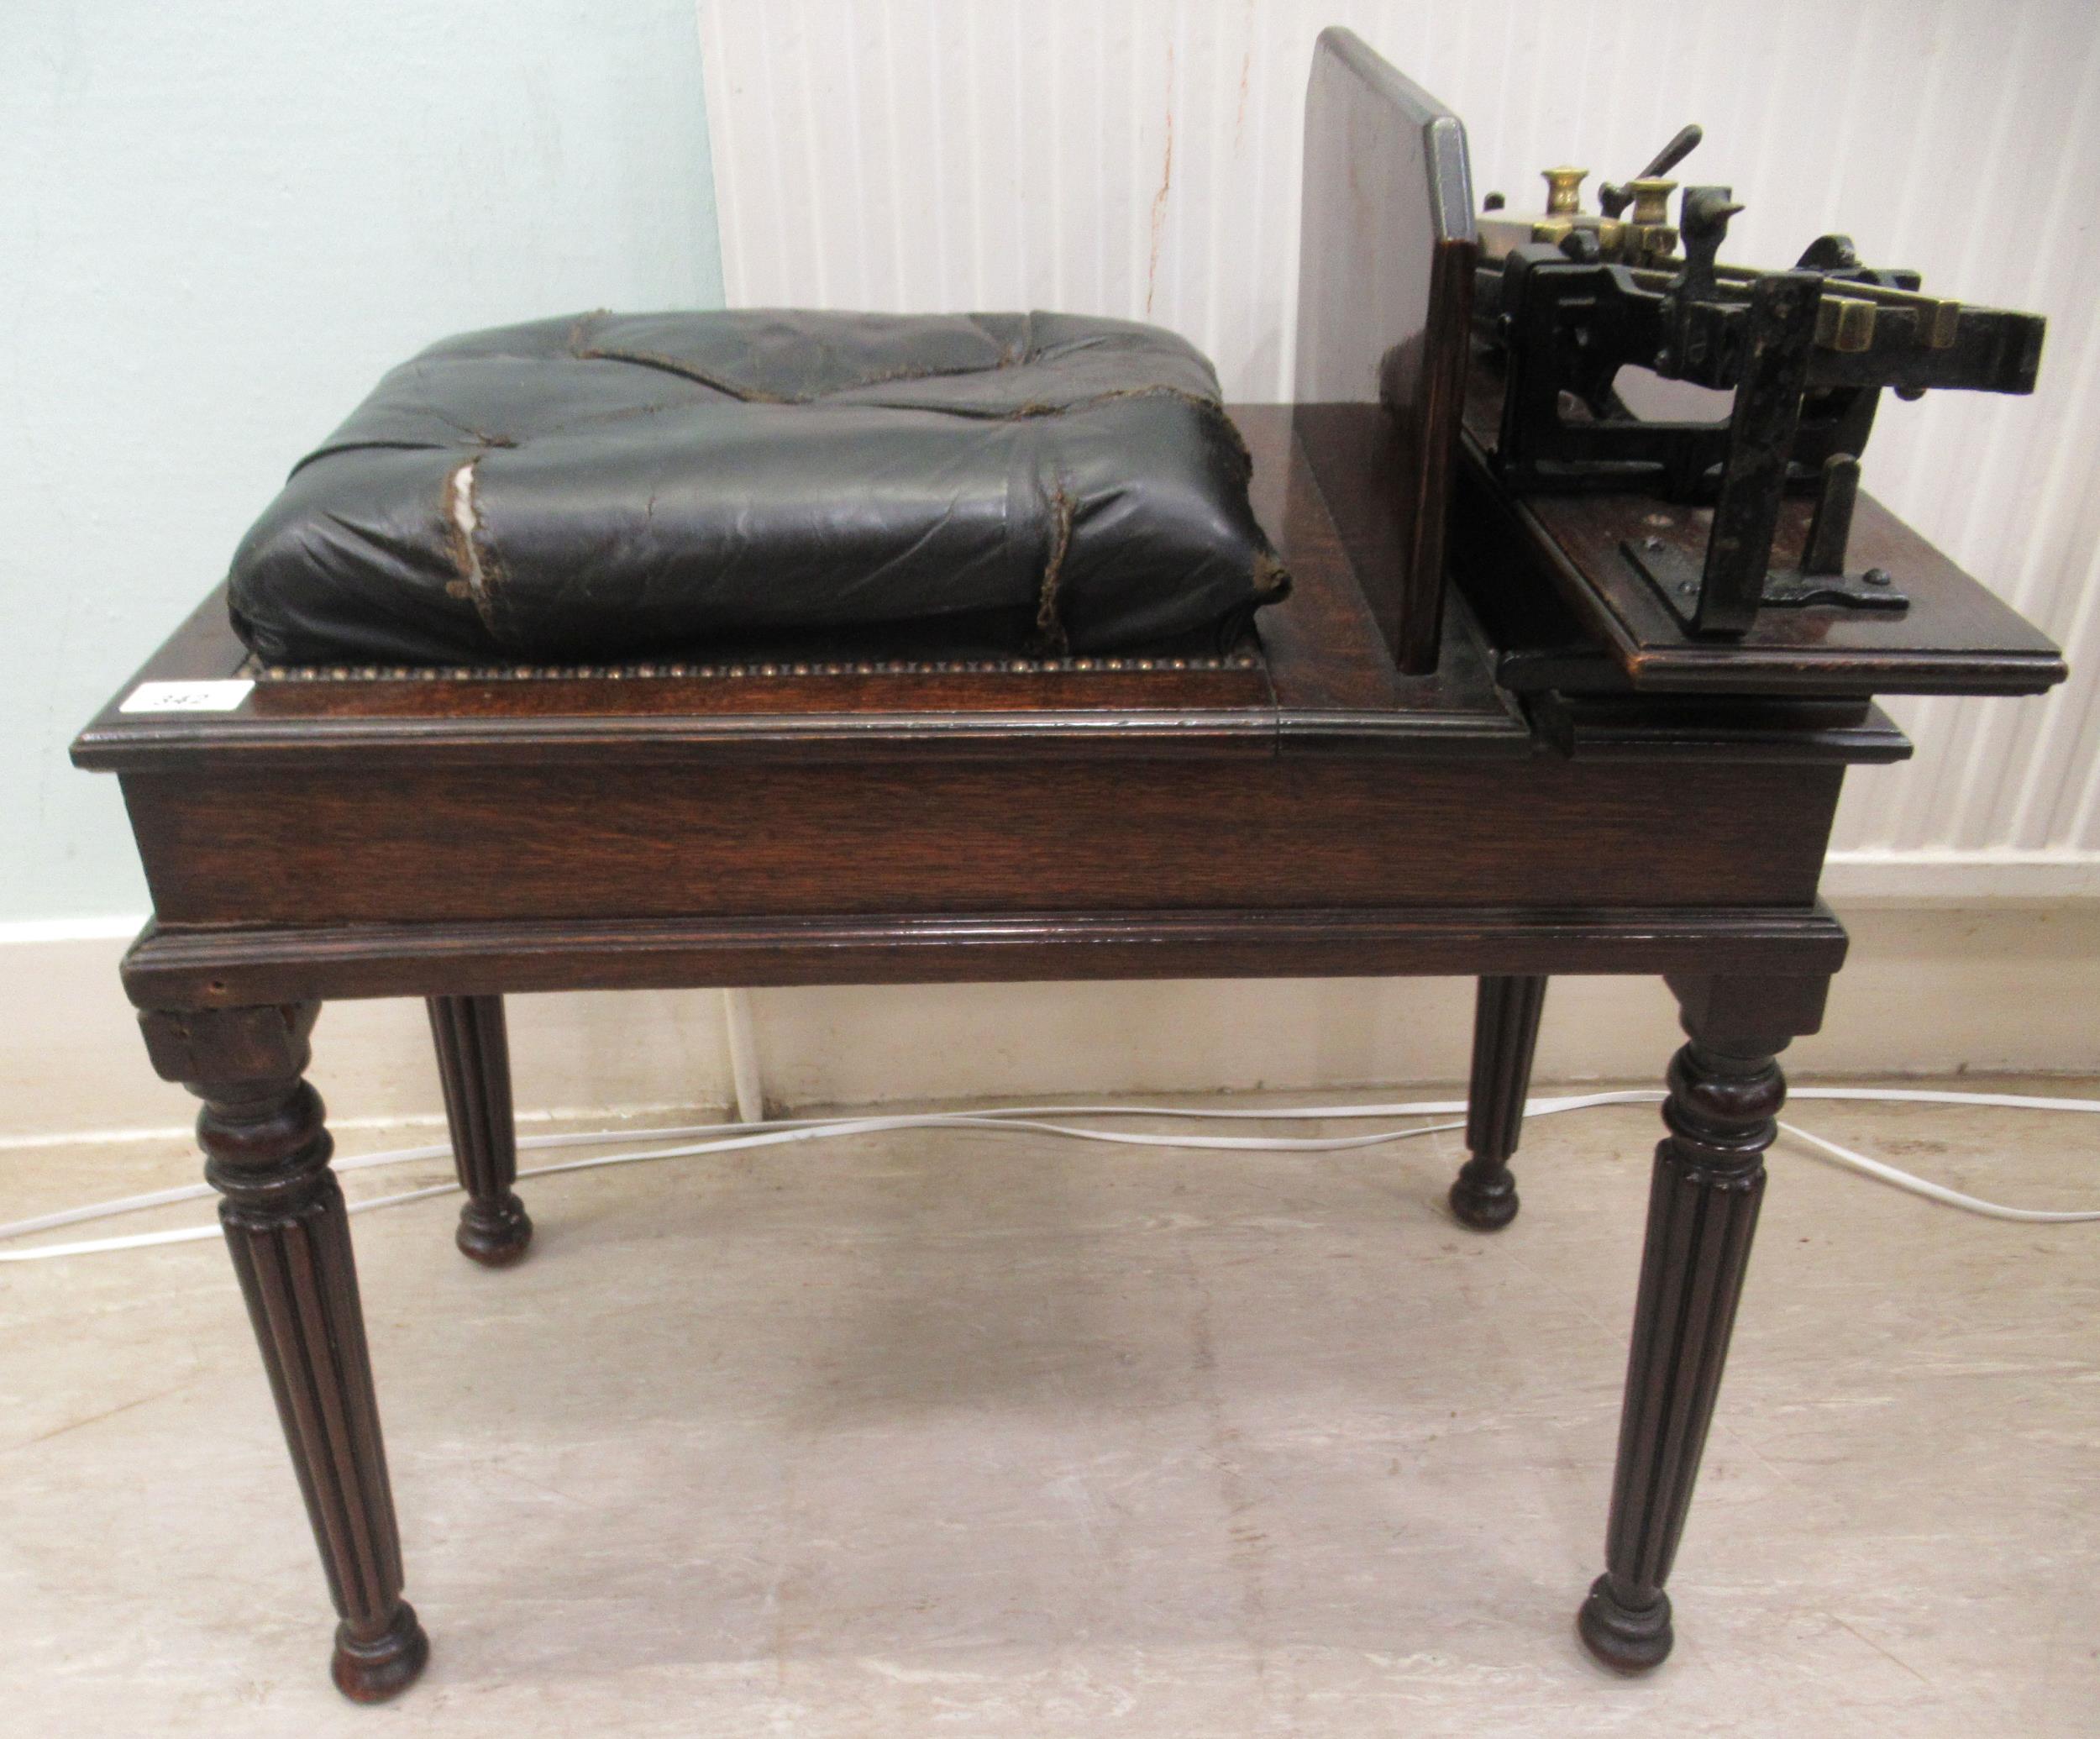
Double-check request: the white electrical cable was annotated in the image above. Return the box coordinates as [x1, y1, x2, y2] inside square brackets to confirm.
[3, 1087, 2097, 1264]
[1774, 1120, 2100, 1224]
[0, 1113, 1471, 1262]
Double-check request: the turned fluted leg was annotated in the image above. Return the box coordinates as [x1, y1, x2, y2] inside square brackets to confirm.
[427, 994, 532, 1266]
[1451, 974, 1547, 1230]
[139, 1003, 428, 1703]
[1578, 972, 1828, 1672]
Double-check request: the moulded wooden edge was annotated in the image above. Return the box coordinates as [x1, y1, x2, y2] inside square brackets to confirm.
[73, 708, 1289, 772]
[120, 903, 1851, 1009]
[1530, 696, 1915, 764]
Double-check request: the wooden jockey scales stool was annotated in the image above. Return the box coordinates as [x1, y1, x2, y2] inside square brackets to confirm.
[73, 29, 2064, 1703]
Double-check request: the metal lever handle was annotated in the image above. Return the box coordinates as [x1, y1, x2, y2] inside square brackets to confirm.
[1601, 124, 1704, 217]
[1636, 124, 1704, 182]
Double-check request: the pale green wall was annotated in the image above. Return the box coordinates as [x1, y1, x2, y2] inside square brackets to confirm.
[2, 0, 725, 922]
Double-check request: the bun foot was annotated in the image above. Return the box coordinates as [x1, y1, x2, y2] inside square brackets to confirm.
[1578, 1574, 1673, 1672]
[456, 1194, 533, 1267]
[332, 1602, 430, 1703]
[1448, 1159, 1519, 1231]
[1455, 975, 1545, 1231]
[428, 996, 530, 1268]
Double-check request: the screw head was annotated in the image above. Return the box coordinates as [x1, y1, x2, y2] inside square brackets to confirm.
[1863, 566, 1892, 586]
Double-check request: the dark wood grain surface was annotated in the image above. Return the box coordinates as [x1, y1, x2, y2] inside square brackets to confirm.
[117, 750, 1842, 929]
[1292, 31, 1475, 673]
[119, 902, 1850, 1008]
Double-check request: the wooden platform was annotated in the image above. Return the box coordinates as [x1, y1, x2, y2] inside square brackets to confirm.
[76, 408, 1527, 771]
[79, 407, 1875, 1015]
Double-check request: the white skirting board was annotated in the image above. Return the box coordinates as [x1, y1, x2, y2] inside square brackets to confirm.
[7, 900, 2097, 1146]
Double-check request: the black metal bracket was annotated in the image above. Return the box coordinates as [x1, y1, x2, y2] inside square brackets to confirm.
[1623, 536, 1908, 630]
[1473, 177, 2043, 637]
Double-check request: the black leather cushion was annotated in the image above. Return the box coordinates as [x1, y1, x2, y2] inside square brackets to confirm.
[228, 310, 1290, 665]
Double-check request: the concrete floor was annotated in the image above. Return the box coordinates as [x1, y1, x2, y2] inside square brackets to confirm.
[3, 1083, 2097, 1735]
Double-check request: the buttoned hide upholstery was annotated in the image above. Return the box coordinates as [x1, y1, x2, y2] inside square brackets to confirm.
[228, 309, 1291, 666]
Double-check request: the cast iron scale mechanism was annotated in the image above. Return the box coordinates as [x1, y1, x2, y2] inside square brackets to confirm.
[1470, 127, 2047, 633]
[73, 28, 2066, 1704]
